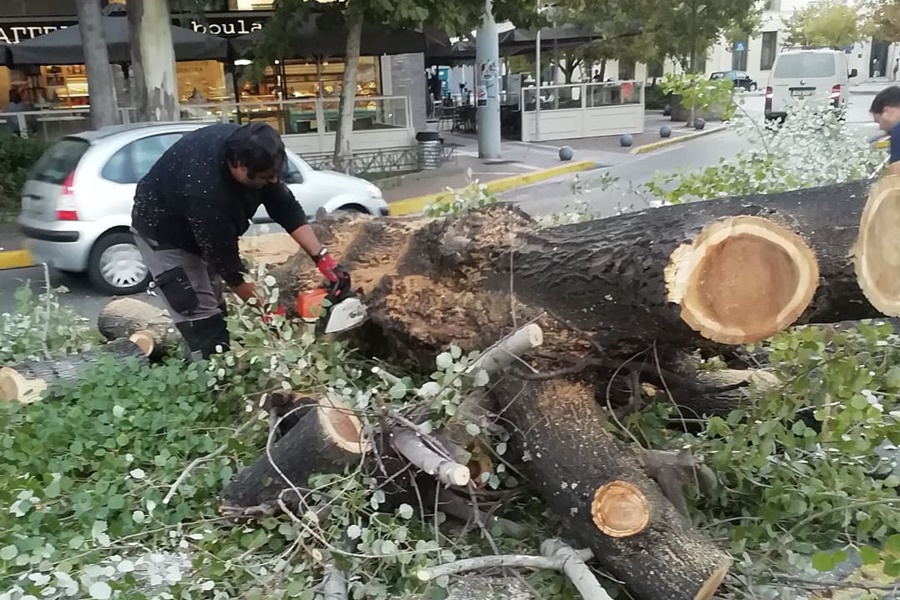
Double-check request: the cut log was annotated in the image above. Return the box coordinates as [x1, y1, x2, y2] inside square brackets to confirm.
[853, 175, 900, 316]
[0, 338, 149, 403]
[221, 393, 370, 510]
[495, 375, 732, 600]
[270, 181, 877, 364]
[97, 297, 182, 358]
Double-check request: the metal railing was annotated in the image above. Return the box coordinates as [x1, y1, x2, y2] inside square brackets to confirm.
[521, 81, 645, 112]
[179, 96, 411, 136]
[0, 96, 411, 143]
[2, 107, 138, 142]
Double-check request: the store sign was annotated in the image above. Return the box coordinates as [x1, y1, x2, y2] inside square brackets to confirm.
[188, 16, 267, 37]
[0, 23, 75, 45]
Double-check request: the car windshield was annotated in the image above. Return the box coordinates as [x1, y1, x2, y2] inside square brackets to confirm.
[774, 54, 836, 78]
[29, 138, 90, 185]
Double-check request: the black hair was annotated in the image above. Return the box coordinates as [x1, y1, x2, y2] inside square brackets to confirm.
[9, 89, 21, 104]
[224, 122, 286, 177]
[870, 86, 900, 114]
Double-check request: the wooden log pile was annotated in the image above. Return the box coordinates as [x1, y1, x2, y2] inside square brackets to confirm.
[26, 176, 900, 600]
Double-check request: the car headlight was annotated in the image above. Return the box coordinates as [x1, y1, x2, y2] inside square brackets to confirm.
[366, 183, 383, 198]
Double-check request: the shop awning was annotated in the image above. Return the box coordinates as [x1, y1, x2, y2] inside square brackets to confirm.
[8, 14, 229, 66]
[0, 44, 10, 68]
[231, 13, 429, 59]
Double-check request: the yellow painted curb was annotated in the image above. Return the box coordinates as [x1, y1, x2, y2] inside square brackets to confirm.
[388, 160, 597, 216]
[630, 125, 728, 155]
[0, 249, 34, 270]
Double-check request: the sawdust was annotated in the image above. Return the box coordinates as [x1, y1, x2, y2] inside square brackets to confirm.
[240, 233, 298, 266]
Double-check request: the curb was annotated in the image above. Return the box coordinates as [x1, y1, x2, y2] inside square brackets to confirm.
[630, 125, 728, 155]
[388, 160, 598, 216]
[0, 249, 34, 270]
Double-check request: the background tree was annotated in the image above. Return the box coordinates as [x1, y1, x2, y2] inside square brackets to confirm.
[783, 0, 862, 49]
[76, 0, 119, 129]
[647, 0, 761, 73]
[254, 0, 538, 172]
[865, 0, 900, 41]
[127, 0, 179, 122]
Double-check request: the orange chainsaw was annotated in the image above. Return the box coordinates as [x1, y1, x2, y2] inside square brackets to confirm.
[294, 277, 368, 336]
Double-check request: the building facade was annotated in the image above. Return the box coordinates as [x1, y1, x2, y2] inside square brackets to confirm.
[0, 0, 427, 132]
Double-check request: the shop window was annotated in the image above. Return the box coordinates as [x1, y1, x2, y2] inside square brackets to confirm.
[760, 31, 777, 71]
[101, 133, 183, 184]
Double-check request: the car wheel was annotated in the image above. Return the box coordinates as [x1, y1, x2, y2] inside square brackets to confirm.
[87, 231, 150, 296]
[336, 203, 371, 215]
[749, 83, 758, 92]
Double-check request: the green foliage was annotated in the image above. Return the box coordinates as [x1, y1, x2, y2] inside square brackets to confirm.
[784, 0, 863, 49]
[424, 171, 499, 218]
[660, 73, 738, 120]
[0, 275, 578, 600]
[628, 322, 900, 580]
[643, 99, 883, 204]
[0, 132, 47, 221]
[0, 284, 100, 364]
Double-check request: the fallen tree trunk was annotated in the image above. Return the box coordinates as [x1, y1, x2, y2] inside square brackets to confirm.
[220, 393, 370, 512]
[97, 297, 182, 359]
[0, 338, 149, 403]
[271, 180, 878, 363]
[495, 375, 732, 600]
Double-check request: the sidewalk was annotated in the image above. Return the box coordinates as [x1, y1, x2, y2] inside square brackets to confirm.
[382, 113, 707, 206]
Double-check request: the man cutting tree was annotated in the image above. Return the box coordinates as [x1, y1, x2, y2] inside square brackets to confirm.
[131, 122, 350, 360]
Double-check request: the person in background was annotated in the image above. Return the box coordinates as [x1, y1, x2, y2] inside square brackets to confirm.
[3, 90, 31, 136]
[870, 85, 900, 176]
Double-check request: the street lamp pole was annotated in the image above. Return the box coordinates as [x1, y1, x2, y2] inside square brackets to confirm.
[534, 0, 541, 143]
[475, 0, 502, 158]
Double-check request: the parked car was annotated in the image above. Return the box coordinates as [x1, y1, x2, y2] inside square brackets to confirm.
[764, 49, 857, 122]
[17, 122, 389, 296]
[709, 70, 758, 92]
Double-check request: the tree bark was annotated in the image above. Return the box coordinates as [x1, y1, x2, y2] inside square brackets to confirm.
[98, 297, 182, 359]
[128, 0, 179, 122]
[220, 393, 369, 512]
[494, 375, 732, 600]
[0, 338, 149, 403]
[269, 181, 878, 364]
[333, 10, 363, 173]
[76, 0, 119, 129]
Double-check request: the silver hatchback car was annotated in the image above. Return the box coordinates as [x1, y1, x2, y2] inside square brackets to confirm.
[18, 122, 389, 295]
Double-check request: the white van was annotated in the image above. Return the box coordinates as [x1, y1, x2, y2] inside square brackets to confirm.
[765, 49, 857, 121]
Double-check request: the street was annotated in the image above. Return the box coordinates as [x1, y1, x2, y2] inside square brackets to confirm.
[0, 90, 885, 323]
[504, 91, 883, 218]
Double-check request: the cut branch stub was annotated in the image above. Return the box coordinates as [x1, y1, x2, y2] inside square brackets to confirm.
[666, 215, 820, 345]
[591, 481, 650, 538]
[853, 176, 900, 316]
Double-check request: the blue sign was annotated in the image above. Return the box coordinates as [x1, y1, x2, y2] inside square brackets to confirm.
[734, 41, 746, 52]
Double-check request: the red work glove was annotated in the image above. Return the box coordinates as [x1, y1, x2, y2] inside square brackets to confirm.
[313, 248, 351, 298]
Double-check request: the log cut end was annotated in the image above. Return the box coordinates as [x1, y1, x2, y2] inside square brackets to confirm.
[0, 368, 47, 404]
[318, 393, 371, 455]
[693, 560, 731, 600]
[854, 176, 900, 316]
[666, 215, 819, 345]
[591, 481, 650, 538]
[129, 331, 156, 358]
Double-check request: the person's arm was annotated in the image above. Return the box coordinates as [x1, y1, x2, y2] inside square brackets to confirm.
[260, 182, 331, 262]
[183, 198, 260, 305]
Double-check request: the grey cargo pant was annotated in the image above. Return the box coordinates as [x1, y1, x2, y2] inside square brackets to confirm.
[132, 228, 230, 360]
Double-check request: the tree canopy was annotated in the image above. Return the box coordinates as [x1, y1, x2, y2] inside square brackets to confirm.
[784, 0, 862, 49]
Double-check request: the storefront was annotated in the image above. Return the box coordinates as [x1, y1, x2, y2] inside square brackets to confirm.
[0, 9, 385, 111]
